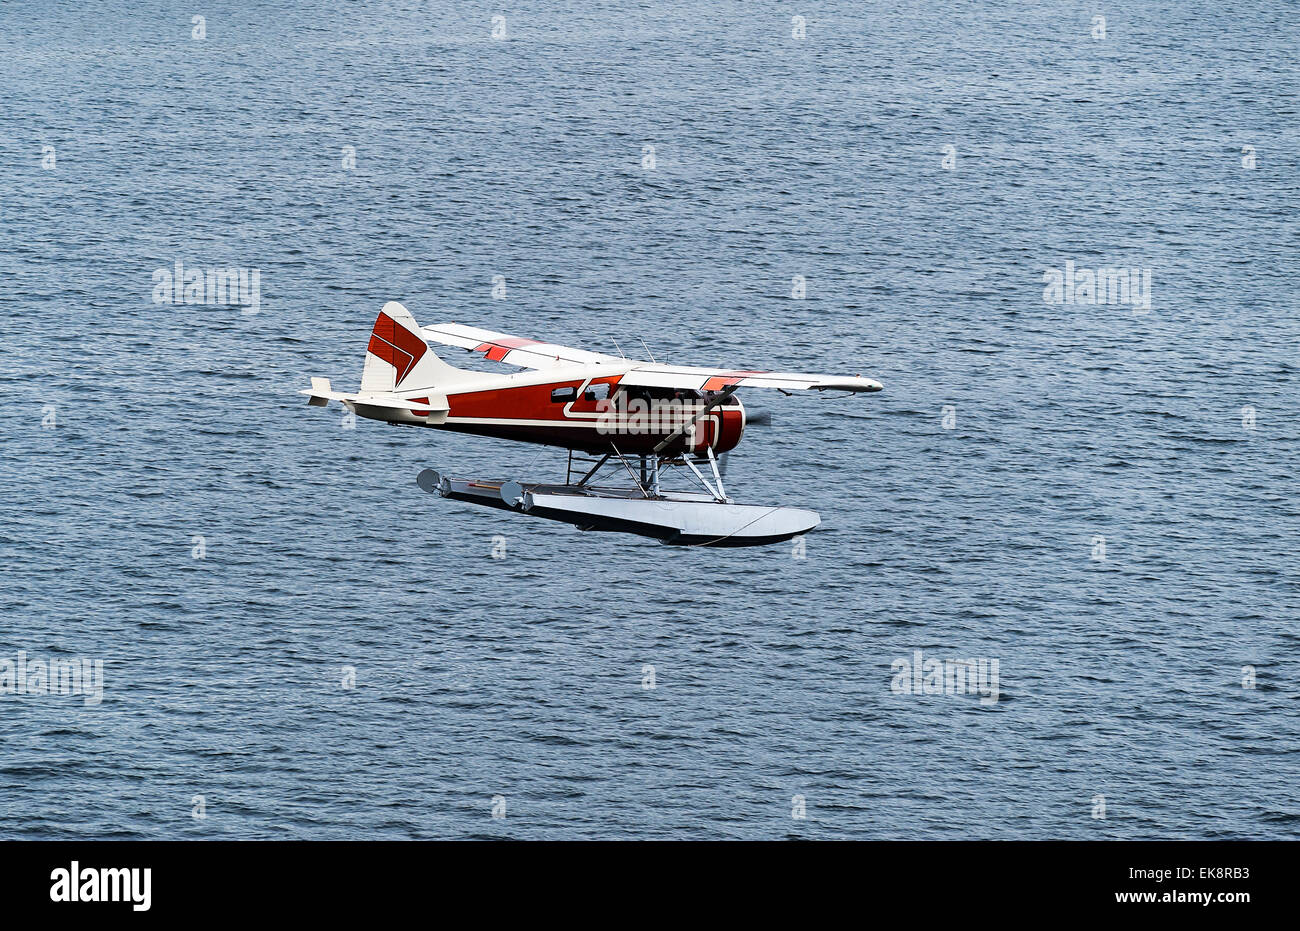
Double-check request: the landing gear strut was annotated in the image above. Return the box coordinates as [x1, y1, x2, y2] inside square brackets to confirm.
[566, 446, 729, 504]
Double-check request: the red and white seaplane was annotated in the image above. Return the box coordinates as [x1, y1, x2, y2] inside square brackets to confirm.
[303, 302, 882, 546]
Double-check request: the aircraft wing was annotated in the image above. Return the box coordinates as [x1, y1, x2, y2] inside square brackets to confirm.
[420, 323, 882, 391]
[619, 364, 883, 394]
[421, 323, 624, 369]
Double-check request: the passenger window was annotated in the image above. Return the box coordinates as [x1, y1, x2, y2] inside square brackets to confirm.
[551, 386, 576, 402]
[583, 383, 611, 401]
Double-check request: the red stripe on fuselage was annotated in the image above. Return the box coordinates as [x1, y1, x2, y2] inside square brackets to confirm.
[451, 381, 584, 421]
[440, 378, 743, 455]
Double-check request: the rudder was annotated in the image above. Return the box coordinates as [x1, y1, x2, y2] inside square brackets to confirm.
[361, 301, 461, 393]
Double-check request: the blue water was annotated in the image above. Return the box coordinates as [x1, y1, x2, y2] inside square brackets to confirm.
[1, 1, 1297, 838]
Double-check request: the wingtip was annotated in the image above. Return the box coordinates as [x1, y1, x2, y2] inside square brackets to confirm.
[819, 377, 883, 393]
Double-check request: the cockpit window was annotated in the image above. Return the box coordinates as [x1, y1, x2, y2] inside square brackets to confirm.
[618, 386, 704, 403]
[551, 386, 577, 402]
[583, 383, 612, 401]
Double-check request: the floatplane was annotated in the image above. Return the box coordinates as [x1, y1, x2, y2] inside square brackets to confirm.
[303, 302, 882, 546]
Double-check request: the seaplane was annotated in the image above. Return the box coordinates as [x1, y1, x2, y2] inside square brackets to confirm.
[302, 302, 883, 546]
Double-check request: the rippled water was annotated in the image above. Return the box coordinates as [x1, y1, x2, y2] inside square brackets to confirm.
[1, 1, 1296, 838]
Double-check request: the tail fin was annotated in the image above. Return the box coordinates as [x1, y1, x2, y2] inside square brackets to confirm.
[361, 301, 462, 393]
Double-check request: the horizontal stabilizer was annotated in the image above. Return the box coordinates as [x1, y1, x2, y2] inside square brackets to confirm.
[299, 383, 449, 423]
[306, 377, 332, 406]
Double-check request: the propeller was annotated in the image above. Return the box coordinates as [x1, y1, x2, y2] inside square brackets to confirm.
[713, 409, 772, 480]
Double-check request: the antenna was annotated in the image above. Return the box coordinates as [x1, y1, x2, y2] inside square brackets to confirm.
[638, 337, 658, 363]
[611, 337, 627, 360]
